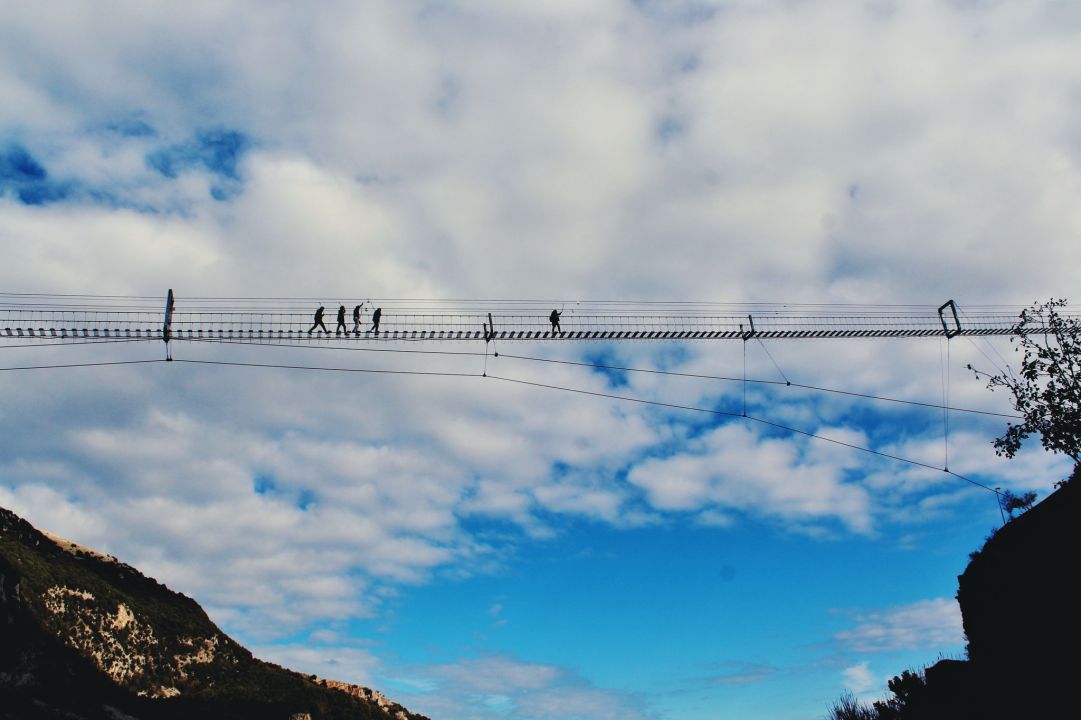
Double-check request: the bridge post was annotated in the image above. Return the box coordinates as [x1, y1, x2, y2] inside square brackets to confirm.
[742, 314, 756, 340]
[163, 289, 175, 360]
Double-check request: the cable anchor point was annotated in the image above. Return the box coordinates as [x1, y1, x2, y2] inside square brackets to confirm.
[938, 300, 962, 338]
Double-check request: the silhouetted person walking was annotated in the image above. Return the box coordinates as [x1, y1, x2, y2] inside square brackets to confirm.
[371, 307, 382, 334]
[352, 304, 363, 335]
[308, 305, 328, 335]
[336, 305, 347, 335]
[550, 309, 562, 335]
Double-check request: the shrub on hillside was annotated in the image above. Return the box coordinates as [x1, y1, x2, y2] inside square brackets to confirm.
[826, 669, 929, 720]
[827, 692, 878, 720]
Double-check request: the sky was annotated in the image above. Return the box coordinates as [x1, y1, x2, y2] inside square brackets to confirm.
[1, 1, 1080, 718]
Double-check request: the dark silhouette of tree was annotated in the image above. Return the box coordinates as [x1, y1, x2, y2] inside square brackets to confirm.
[970, 299, 1081, 465]
[826, 670, 928, 720]
[998, 489, 1037, 518]
[877, 670, 926, 718]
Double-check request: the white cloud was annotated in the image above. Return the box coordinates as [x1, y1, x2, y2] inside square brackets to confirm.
[252, 643, 382, 689]
[706, 661, 776, 687]
[841, 661, 876, 695]
[835, 598, 964, 654]
[4, 1, 1077, 301]
[627, 422, 874, 532]
[432, 656, 562, 694]
[398, 655, 654, 720]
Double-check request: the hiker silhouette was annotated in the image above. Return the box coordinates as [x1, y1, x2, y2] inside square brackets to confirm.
[371, 307, 382, 334]
[352, 304, 363, 335]
[550, 309, 562, 334]
[336, 305, 347, 335]
[308, 305, 328, 335]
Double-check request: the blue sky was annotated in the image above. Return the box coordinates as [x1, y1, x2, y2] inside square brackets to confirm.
[2, 2, 1080, 719]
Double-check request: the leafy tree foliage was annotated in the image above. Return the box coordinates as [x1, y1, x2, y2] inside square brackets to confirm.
[970, 299, 1081, 465]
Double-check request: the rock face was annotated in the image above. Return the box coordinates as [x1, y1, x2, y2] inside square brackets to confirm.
[317, 680, 416, 720]
[952, 476, 1078, 716]
[904, 476, 1079, 719]
[0, 505, 428, 720]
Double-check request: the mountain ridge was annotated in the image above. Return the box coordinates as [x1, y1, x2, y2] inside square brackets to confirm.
[0, 504, 429, 720]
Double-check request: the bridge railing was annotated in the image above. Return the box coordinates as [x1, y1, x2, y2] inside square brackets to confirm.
[3, 294, 1077, 344]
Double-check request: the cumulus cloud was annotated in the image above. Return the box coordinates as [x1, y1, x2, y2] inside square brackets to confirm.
[627, 421, 874, 532]
[835, 598, 965, 654]
[4, 1, 1078, 299]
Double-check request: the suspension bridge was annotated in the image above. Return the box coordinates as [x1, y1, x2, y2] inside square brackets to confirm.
[1, 292, 1073, 346]
[3, 291, 1071, 499]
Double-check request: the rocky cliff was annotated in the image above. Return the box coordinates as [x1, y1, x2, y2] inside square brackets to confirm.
[879, 473, 1079, 719]
[0, 505, 428, 720]
[952, 473, 1078, 716]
